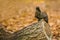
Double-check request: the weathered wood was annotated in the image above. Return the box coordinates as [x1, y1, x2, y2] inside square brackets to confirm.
[0, 19, 52, 40]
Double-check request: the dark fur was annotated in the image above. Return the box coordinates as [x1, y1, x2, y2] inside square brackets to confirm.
[35, 7, 48, 23]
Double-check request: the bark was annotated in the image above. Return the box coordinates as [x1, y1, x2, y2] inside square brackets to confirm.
[0, 19, 52, 40]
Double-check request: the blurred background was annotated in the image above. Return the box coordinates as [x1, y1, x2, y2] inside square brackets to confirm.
[0, 0, 60, 40]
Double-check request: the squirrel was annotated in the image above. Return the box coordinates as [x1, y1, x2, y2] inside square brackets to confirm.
[35, 7, 48, 23]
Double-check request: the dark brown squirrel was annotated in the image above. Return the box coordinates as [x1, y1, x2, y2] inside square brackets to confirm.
[35, 7, 48, 23]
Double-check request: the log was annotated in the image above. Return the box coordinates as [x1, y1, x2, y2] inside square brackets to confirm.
[0, 19, 52, 40]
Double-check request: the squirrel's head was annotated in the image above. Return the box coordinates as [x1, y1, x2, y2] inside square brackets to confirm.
[36, 7, 41, 12]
